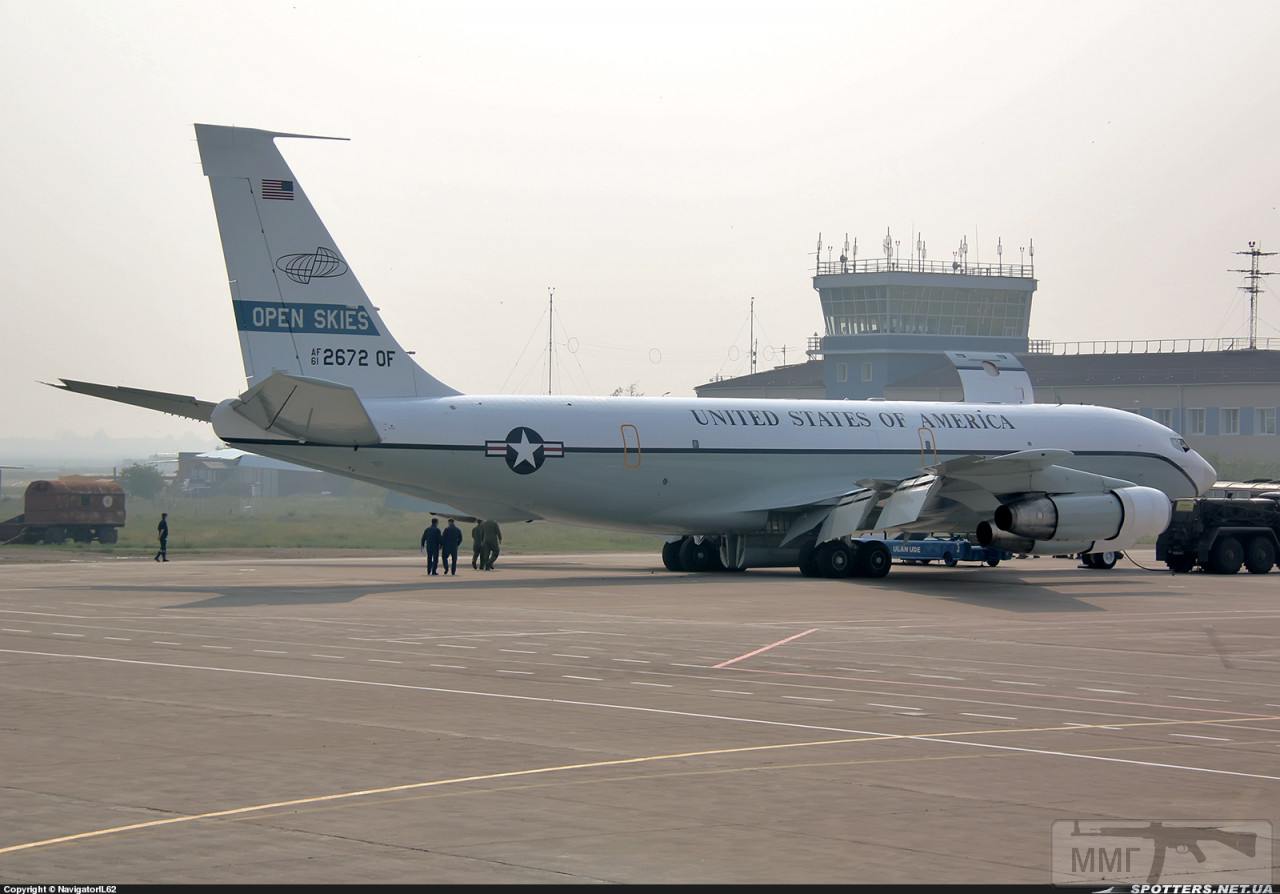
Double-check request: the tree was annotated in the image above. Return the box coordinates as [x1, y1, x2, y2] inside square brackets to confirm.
[119, 463, 165, 500]
[610, 383, 644, 397]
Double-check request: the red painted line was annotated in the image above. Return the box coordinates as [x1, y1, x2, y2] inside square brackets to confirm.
[714, 628, 819, 670]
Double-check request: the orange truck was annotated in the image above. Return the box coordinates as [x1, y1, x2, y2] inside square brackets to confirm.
[0, 478, 126, 544]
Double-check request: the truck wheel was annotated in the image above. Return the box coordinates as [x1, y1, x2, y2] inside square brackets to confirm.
[679, 538, 715, 573]
[43, 526, 66, 545]
[98, 528, 118, 545]
[943, 551, 958, 567]
[815, 542, 853, 578]
[1244, 536, 1275, 574]
[856, 541, 893, 579]
[1208, 537, 1243, 574]
[985, 555, 1001, 567]
[72, 528, 92, 543]
[662, 539, 684, 572]
[1165, 554, 1196, 573]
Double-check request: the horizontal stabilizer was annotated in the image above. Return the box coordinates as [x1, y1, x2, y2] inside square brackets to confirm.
[231, 371, 380, 446]
[51, 379, 215, 422]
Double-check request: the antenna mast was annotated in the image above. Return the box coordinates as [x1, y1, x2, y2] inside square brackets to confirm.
[749, 296, 757, 375]
[547, 286, 555, 394]
[1229, 241, 1276, 350]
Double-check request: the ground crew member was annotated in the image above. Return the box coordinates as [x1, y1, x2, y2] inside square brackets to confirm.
[441, 518, 462, 576]
[154, 512, 168, 562]
[471, 520, 484, 569]
[479, 518, 503, 570]
[420, 517, 442, 575]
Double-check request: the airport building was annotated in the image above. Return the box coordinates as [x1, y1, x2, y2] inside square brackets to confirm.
[695, 234, 1280, 470]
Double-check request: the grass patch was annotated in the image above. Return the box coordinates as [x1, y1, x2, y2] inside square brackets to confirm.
[3, 492, 661, 555]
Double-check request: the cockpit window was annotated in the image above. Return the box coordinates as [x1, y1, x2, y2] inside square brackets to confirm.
[1171, 437, 1191, 452]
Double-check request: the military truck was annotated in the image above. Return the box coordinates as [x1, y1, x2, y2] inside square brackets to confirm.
[1156, 495, 1280, 574]
[0, 478, 126, 545]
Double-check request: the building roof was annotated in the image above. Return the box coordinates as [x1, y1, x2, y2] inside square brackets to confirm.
[888, 349, 1280, 390]
[696, 361, 825, 393]
[198, 448, 322, 473]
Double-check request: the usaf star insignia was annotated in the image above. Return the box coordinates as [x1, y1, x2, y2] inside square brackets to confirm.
[485, 427, 565, 475]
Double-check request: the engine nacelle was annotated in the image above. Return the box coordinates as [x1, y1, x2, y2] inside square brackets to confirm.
[976, 523, 1093, 556]
[993, 486, 1171, 551]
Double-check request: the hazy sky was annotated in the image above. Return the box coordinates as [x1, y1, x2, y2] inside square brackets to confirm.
[3, 0, 1278, 445]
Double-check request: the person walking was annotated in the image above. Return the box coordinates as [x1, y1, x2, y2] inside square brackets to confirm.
[441, 518, 463, 576]
[479, 518, 503, 570]
[154, 512, 169, 562]
[420, 517, 442, 575]
[471, 520, 484, 570]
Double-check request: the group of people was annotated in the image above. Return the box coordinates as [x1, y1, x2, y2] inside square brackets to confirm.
[420, 517, 502, 575]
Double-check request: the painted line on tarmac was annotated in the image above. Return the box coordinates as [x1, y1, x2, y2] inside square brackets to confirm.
[713, 628, 819, 669]
[4, 647, 1280, 793]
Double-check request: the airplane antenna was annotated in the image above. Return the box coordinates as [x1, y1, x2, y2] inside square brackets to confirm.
[1230, 241, 1277, 350]
[750, 296, 757, 375]
[547, 286, 555, 395]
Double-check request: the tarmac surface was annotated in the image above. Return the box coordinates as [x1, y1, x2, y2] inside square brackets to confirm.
[1, 550, 1278, 884]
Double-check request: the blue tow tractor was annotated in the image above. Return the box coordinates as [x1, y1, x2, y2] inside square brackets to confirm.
[882, 535, 1011, 568]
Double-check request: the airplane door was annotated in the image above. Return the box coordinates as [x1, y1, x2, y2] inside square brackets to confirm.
[917, 427, 939, 467]
[621, 424, 641, 468]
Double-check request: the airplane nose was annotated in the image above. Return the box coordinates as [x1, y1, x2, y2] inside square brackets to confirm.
[1190, 451, 1217, 495]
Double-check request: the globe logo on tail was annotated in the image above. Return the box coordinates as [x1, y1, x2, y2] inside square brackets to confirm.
[275, 247, 349, 285]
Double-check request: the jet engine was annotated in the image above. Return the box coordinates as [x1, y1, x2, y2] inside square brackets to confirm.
[989, 486, 1171, 552]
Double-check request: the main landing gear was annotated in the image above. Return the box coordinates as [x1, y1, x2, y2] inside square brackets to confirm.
[800, 540, 892, 579]
[662, 537, 724, 573]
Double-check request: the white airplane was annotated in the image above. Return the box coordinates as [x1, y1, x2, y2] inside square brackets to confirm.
[56, 124, 1217, 578]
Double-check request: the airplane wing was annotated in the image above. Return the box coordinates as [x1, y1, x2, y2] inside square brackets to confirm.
[51, 379, 216, 422]
[764, 449, 1139, 546]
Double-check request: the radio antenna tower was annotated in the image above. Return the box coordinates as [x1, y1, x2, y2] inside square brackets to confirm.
[1229, 241, 1276, 350]
[547, 286, 555, 394]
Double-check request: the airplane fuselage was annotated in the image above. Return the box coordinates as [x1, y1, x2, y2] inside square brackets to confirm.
[213, 395, 1216, 534]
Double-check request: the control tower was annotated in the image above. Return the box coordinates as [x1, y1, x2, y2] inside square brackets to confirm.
[812, 232, 1037, 399]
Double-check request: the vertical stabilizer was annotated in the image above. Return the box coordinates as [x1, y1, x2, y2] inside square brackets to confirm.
[195, 124, 457, 399]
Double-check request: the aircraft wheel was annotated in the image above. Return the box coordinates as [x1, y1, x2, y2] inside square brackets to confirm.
[814, 542, 853, 578]
[679, 537, 717, 573]
[1079, 552, 1096, 568]
[1165, 554, 1196, 573]
[1087, 551, 1118, 570]
[1244, 536, 1275, 574]
[798, 545, 821, 577]
[662, 539, 685, 572]
[1207, 536, 1243, 575]
[856, 541, 892, 579]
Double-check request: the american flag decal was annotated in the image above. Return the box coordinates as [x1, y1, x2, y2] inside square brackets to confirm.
[261, 179, 294, 200]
